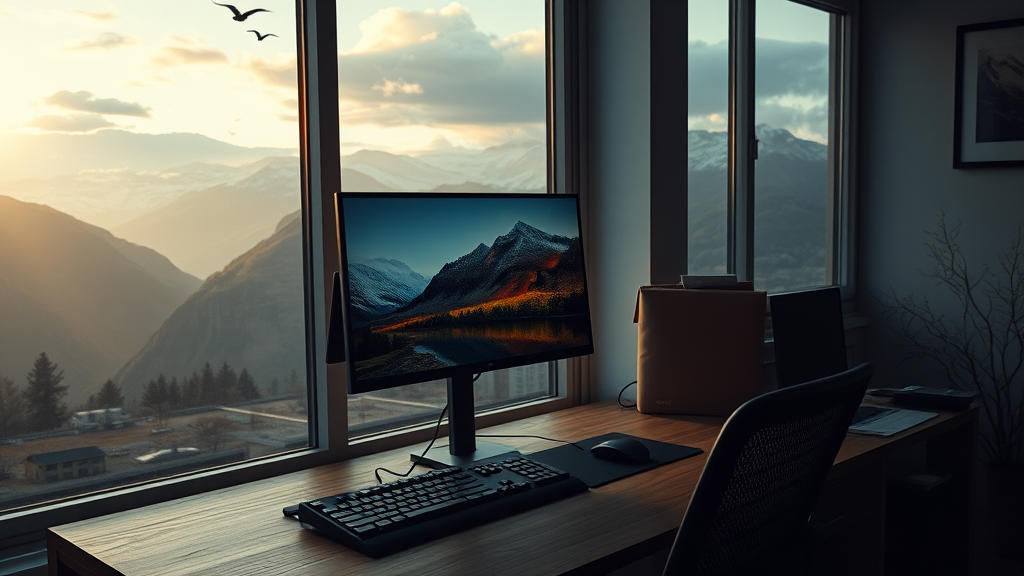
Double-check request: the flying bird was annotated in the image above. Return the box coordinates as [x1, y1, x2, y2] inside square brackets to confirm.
[212, 2, 270, 22]
[247, 30, 278, 41]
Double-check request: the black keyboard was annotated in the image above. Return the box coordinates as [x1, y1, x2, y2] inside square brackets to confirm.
[294, 454, 588, 557]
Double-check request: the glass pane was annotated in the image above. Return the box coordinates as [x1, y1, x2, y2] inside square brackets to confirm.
[754, 0, 831, 292]
[687, 0, 729, 276]
[336, 2, 551, 438]
[0, 2, 307, 512]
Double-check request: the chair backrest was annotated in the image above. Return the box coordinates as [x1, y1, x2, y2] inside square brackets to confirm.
[663, 362, 873, 576]
[770, 286, 848, 388]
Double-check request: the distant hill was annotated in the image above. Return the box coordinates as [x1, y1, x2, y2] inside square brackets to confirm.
[114, 212, 306, 402]
[0, 130, 295, 181]
[112, 157, 302, 279]
[687, 125, 829, 291]
[343, 139, 546, 192]
[0, 196, 201, 405]
[0, 159, 291, 231]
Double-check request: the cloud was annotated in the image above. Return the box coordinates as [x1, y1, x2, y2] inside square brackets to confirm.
[27, 113, 115, 132]
[151, 42, 228, 67]
[338, 4, 545, 127]
[242, 55, 297, 88]
[688, 38, 829, 139]
[44, 90, 151, 117]
[67, 32, 135, 51]
[348, 3, 474, 54]
[75, 10, 116, 21]
[372, 78, 424, 97]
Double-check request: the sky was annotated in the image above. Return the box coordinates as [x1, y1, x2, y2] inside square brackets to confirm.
[1, 0, 831, 158]
[341, 195, 580, 277]
[0, 1, 545, 154]
[0, 1, 301, 149]
[335, 1, 545, 154]
[688, 0, 831, 143]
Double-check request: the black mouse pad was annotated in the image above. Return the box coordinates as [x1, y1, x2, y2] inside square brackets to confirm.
[528, 433, 703, 488]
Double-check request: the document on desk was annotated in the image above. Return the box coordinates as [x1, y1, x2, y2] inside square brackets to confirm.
[849, 408, 938, 437]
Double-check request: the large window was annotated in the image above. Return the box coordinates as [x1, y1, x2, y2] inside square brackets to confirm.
[0, 0, 577, 553]
[687, 0, 853, 293]
[0, 0, 307, 515]
[335, 1, 557, 441]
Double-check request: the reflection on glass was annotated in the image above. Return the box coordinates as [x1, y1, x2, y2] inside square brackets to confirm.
[0, 1, 306, 512]
[687, 0, 730, 276]
[336, 2, 551, 437]
[754, 0, 831, 292]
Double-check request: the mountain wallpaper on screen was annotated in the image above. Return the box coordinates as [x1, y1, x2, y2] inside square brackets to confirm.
[349, 220, 589, 380]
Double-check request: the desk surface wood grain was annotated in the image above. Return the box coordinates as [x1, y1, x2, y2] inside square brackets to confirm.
[47, 400, 978, 576]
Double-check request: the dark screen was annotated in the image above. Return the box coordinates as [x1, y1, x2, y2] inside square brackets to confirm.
[769, 286, 847, 388]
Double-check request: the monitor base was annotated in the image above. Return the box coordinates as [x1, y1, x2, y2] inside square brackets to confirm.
[411, 442, 520, 469]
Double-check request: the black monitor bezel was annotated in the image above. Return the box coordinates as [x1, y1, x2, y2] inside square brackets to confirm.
[335, 191, 595, 395]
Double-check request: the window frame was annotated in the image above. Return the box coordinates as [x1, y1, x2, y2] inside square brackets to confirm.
[724, 0, 859, 298]
[0, 0, 584, 551]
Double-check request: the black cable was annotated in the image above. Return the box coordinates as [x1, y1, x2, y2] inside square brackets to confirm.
[476, 434, 585, 451]
[371, 374, 482, 483]
[618, 380, 638, 409]
[374, 403, 448, 484]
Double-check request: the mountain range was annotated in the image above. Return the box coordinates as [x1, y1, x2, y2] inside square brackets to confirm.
[0, 195, 200, 405]
[355, 221, 584, 328]
[688, 124, 829, 292]
[112, 157, 302, 279]
[2, 124, 828, 406]
[0, 130, 296, 182]
[114, 212, 306, 402]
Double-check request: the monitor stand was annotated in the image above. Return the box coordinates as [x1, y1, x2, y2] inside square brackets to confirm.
[410, 372, 518, 469]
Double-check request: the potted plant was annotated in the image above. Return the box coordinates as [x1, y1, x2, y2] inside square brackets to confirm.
[881, 212, 1023, 559]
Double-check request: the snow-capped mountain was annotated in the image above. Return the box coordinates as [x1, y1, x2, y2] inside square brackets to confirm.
[342, 139, 546, 192]
[346, 258, 431, 320]
[393, 221, 582, 322]
[688, 125, 827, 171]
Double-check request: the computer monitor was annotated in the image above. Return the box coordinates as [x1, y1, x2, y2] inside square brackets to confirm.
[769, 286, 847, 388]
[333, 192, 594, 467]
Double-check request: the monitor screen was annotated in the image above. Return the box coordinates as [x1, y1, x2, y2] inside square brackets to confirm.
[336, 193, 594, 395]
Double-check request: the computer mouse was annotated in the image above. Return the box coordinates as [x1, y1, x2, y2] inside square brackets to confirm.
[590, 437, 650, 464]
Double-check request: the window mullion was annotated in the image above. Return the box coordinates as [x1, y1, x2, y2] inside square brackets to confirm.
[728, 0, 756, 282]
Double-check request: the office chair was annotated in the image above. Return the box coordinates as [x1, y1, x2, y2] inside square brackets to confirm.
[769, 286, 848, 388]
[663, 362, 874, 576]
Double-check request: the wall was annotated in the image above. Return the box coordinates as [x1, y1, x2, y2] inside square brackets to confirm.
[858, 0, 1024, 388]
[587, 1, 652, 400]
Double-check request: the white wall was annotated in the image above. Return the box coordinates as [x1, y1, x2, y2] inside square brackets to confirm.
[858, 0, 1024, 386]
[587, 1, 651, 400]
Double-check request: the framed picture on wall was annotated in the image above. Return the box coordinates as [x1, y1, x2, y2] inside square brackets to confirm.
[954, 18, 1024, 168]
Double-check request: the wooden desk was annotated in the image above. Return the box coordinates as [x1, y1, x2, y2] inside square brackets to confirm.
[47, 400, 978, 576]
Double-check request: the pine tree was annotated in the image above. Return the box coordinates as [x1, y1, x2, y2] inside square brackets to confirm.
[0, 375, 28, 437]
[95, 379, 124, 409]
[142, 375, 170, 423]
[167, 377, 182, 409]
[285, 369, 304, 396]
[183, 371, 202, 407]
[267, 378, 280, 397]
[237, 368, 260, 400]
[23, 352, 69, 431]
[216, 361, 239, 404]
[200, 362, 217, 404]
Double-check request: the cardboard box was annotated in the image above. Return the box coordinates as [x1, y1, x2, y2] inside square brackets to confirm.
[633, 285, 766, 416]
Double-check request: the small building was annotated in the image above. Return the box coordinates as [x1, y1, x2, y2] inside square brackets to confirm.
[73, 408, 132, 431]
[24, 446, 106, 483]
